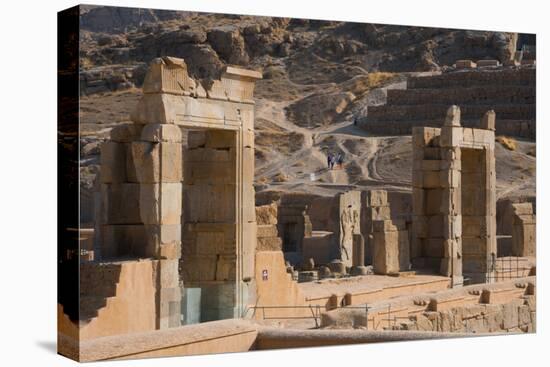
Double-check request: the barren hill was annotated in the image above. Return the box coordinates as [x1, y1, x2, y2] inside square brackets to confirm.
[78, 7, 535, 206]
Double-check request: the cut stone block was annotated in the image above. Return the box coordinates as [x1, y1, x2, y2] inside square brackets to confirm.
[101, 224, 147, 258]
[423, 170, 440, 188]
[367, 190, 388, 206]
[372, 219, 406, 232]
[131, 142, 182, 183]
[256, 225, 278, 238]
[101, 183, 141, 224]
[139, 183, 182, 224]
[141, 123, 182, 143]
[144, 224, 181, 255]
[440, 126, 463, 147]
[255, 203, 278, 225]
[455, 60, 477, 69]
[110, 123, 143, 143]
[477, 59, 499, 67]
[100, 142, 127, 183]
[439, 169, 460, 188]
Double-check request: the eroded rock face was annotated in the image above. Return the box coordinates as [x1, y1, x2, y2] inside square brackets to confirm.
[286, 91, 356, 127]
[80, 9, 519, 96]
[207, 26, 249, 65]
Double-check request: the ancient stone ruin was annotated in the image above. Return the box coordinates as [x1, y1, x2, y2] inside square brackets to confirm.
[361, 65, 535, 139]
[60, 56, 536, 362]
[84, 56, 262, 333]
[411, 106, 497, 286]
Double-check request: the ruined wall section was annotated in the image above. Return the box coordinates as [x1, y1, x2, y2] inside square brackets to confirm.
[412, 107, 496, 286]
[361, 67, 535, 139]
[510, 203, 536, 257]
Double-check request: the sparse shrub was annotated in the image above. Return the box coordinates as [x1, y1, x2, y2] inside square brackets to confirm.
[367, 72, 395, 88]
[496, 136, 517, 151]
[273, 173, 288, 182]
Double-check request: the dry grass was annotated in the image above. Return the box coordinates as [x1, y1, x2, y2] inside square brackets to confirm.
[273, 172, 288, 182]
[367, 72, 395, 88]
[497, 136, 517, 151]
[257, 176, 269, 185]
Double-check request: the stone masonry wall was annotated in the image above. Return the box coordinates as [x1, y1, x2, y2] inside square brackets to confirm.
[361, 67, 535, 139]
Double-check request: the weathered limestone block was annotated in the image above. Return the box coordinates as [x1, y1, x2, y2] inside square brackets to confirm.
[131, 141, 182, 183]
[512, 218, 536, 257]
[101, 224, 147, 258]
[373, 225, 409, 274]
[257, 236, 282, 251]
[455, 60, 477, 69]
[352, 233, 365, 267]
[509, 203, 536, 257]
[187, 130, 206, 148]
[181, 256, 217, 281]
[125, 144, 138, 183]
[412, 189, 425, 215]
[158, 259, 180, 288]
[367, 190, 388, 206]
[255, 204, 279, 225]
[100, 142, 127, 183]
[139, 183, 182, 224]
[184, 184, 236, 222]
[205, 130, 236, 148]
[422, 170, 440, 188]
[141, 123, 182, 143]
[444, 105, 461, 127]
[256, 224, 278, 238]
[144, 224, 181, 257]
[100, 183, 141, 224]
[440, 127, 463, 147]
[412, 126, 441, 148]
[130, 93, 182, 125]
[480, 110, 496, 131]
[443, 215, 462, 239]
[110, 123, 143, 143]
[328, 260, 346, 274]
[215, 255, 237, 281]
[477, 59, 500, 67]
[413, 215, 428, 238]
[368, 205, 391, 221]
[372, 219, 406, 232]
[439, 169, 460, 188]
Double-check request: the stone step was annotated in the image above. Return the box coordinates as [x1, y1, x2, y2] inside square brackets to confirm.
[368, 103, 535, 122]
[407, 68, 535, 90]
[360, 119, 535, 140]
[386, 86, 534, 106]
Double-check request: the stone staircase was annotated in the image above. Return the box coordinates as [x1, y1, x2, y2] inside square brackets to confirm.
[79, 262, 122, 323]
[361, 66, 535, 139]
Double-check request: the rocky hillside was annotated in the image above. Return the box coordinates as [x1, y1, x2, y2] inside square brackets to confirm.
[78, 6, 534, 206]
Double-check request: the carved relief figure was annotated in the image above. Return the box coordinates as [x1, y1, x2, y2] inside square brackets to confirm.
[339, 204, 359, 262]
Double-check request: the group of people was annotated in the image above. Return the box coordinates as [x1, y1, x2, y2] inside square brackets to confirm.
[327, 152, 344, 170]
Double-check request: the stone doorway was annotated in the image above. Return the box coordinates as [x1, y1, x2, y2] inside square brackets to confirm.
[461, 148, 491, 284]
[181, 129, 240, 322]
[98, 57, 261, 328]
[411, 106, 497, 287]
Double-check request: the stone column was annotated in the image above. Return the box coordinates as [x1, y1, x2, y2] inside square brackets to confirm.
[440, 106, 463, 287]
[337, 191, 361, 268]
[511, 203, 536, 257]
[131, 123, 183, 329]
[480, 110, 497, 283]
[372, 219, 409, 274]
